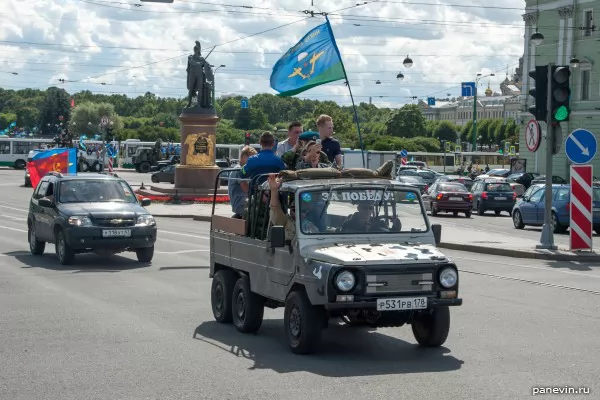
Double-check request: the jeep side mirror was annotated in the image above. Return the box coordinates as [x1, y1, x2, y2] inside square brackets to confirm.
[141, 198, 152, 207]
[38, 197, 53, 208]
[431, 223, 442, 246]
[269, 226, 286, 248]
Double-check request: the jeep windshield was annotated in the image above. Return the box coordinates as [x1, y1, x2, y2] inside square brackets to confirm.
[298, 187, 427, 234]
[58, 179, 138, 203]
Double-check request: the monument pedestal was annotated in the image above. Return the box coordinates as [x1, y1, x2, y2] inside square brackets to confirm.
[174, 109, 222, 192]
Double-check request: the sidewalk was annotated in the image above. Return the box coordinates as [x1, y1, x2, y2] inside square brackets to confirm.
[144, 203, 600, 262]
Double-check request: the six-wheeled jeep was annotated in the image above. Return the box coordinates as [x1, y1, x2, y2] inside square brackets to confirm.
[209, 167, 462, 354]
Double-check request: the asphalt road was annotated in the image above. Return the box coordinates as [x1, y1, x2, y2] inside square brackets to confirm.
[1, 168, 599, 399]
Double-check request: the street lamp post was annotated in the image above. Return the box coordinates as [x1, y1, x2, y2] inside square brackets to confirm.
[471, 72, 495, 151]
[212, 64, 225, 107]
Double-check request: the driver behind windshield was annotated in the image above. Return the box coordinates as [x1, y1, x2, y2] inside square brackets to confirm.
[341, 200, 399, 233]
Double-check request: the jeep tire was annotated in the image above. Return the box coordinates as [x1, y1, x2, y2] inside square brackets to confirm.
[284, 290, 324, 355]
[231, 275, 264, 333]
[28, 223, 45, 255]
[136, 246, 154, 263]
[211, 269, 237, 323]
[411, 306, 450, 347]
[55, 229, 75, 265]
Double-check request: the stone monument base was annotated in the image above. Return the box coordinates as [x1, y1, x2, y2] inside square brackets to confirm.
[175, 164, 221, 189]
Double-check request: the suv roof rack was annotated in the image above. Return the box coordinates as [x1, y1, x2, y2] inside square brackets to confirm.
[98, 171, 120, 178]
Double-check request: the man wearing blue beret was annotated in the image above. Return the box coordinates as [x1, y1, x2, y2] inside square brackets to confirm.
[281, 130, 330, 170]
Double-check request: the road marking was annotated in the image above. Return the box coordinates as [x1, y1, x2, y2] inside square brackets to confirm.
[1, 214, 26, 221]
[155, 249, 209, 254]
[0, 203, 28, 213]
[452, 255, 600, 278]
[160, 230, 209, 240]
[0, 224, 27, 233]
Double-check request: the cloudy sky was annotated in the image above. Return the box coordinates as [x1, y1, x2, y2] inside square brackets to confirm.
[0, 0, 526, 107]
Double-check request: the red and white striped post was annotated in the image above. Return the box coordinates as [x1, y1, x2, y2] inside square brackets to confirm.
[108, 157, 114, 173]
[569, 164, 593, 251]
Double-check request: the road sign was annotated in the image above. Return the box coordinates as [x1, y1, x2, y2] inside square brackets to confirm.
[504, 142, 510, 154]
[569, 164, 593, 251]
[241, 99, 249, 109]
[400, 149, 408, 157]
[461, 82, 476, 97]
[101, 116, 109, 125]
[525, 119, 541, 152]
[509, 146, 516, 156]
[427, 97, 435, 106]
[565, 128, 597, 164]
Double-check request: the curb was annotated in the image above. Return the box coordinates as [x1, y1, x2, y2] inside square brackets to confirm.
[438, 242, 600, 262]
[151, 214, 213, 222]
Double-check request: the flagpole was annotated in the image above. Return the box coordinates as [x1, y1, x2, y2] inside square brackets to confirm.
[325, 16, 365, 168]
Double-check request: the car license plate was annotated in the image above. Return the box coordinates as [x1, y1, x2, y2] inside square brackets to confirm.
[376, 297, 427, 311]
[102, 229, 131, 238]
[496, 196, 507, 200]
[449, 196, 462, 201]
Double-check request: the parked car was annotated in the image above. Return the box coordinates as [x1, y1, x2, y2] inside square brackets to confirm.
[512, 183, 600, 234]
[530, 175, 567, 185]
[396, 175, 428, 194]
[422, 182, 473, 217]
[151, 164, 175, 184]
[470, 179, 516, 216]
[506, 172, 540, 188]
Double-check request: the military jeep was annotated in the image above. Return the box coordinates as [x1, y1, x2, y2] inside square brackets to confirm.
[209, 167, 462, 354]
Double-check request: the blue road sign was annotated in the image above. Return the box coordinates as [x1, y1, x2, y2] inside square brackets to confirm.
[400, 149, 408, 157]
[427, 97, 435, 106]
[461, 82, 476, 97]
[241, 99, 249, 109]
[565, 128, 597, 164]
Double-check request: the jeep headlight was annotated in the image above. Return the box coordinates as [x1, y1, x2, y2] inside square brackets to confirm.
[335, 270, 356, 292]
[68, 216, 92, 227]
[439, 268, 457, 288]
[137, 214, 156, 226]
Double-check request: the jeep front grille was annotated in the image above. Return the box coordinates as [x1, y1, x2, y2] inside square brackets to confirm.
[365, 272, 434, 294]
[94, 217, 136, 227]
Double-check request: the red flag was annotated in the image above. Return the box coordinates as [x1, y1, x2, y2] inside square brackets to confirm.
[26, 148, 77, 188]
[70, 98, 75, 108]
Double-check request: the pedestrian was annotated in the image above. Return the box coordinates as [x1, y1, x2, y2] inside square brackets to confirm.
[316, 114, 342, 168]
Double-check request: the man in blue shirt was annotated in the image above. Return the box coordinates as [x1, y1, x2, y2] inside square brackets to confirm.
[240, 132, 285, 193]
[316, 114, 342, 167]
[228, 146, 257, 218]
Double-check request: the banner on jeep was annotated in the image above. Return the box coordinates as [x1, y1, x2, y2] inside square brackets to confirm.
[314, 189, 417, 203]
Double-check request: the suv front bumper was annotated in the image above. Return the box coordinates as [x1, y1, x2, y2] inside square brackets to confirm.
[324, 297, 462, 310]
[64, 225, 157, 250]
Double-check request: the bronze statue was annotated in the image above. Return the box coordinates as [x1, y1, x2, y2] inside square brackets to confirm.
[186, 40, 214, 110]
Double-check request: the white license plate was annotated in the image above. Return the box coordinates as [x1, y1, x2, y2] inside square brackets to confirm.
[449, 196, 463, 201]
[102, 229, 131, 238]
[594, 208, 600, 212]
[495, 197, 507, 200]
[376, 297, 427, 311]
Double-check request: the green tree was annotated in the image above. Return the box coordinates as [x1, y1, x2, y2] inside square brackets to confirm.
[69, 102, 123, 137]
[39, 87, 72, 135]
[433, 120, 459, 142]
[385, 104, 427, 138]
[16, 107, 40, 129]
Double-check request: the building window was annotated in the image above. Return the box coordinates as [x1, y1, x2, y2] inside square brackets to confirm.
[581, 70, 591, 100]
[584, 10, 594, 37]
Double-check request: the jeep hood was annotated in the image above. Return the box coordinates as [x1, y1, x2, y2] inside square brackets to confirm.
[59, 202, 147, 217]
[303, 242, 449, 265]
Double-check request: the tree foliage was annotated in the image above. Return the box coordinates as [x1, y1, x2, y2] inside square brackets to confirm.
[0, 87, 521, 151]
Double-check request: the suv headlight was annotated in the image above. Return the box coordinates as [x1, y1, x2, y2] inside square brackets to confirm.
[68, 216, 92, 227]
[439, 267, 458, 288]
[137, 214, 156, 226]
[335, 270, 356, 292]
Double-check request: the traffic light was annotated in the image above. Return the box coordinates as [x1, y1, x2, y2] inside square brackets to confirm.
[244, 132, 250, 146]
[550, 65, 571, 122]
[528, 65, 548, 121]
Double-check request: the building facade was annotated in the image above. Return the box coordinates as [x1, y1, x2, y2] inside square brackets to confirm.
[520, 0, 600, 178]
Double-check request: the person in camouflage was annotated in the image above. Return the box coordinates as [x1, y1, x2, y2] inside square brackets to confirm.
[281, 131, 329, 170]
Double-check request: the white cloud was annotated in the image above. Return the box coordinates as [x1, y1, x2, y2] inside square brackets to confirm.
[0, 0, 525, 107]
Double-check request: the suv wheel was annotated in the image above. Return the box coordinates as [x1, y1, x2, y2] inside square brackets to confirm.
[55, 229, 75, 265]
[211, 269, 237, 323]
[135, 246, 154, 263]
[28, 223, 45, 255]
[284, 290, 324, 354]
[411, 306, 450, 347]
[231, 275, 264, 333]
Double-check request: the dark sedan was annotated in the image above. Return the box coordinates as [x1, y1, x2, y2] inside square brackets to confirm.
[422, 182, 473, 218]
[435, 175, 474, 190]
[396, 175, 428, 194]
[471, 179, 516, 215]
[151, 164, 175, 184]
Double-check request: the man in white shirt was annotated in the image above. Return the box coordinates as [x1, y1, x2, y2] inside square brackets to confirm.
[275, 121, 303, 156]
